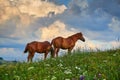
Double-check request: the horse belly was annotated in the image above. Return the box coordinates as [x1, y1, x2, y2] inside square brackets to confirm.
[61, 40, 72, 49]
[36, 49, 45, 53]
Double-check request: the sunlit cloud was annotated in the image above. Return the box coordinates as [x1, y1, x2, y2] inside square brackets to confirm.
[35, 20, 78, 41]
[0, 0, 67, 25]
[18, 0, 67, 17]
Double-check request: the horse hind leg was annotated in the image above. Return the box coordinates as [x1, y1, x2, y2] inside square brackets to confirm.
[27, 53, 31, 62]
[68, 47, 74, 54]
[56, 48, 60, 57]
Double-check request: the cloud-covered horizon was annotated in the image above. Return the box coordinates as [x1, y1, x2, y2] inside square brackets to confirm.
[0, 0, 120, 61]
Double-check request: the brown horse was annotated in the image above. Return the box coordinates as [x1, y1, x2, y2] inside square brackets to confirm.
[51, 32, 85, 57]
[24, 41, 53, 62]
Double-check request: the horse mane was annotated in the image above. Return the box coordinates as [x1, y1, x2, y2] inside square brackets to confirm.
[68, 32, 81, 38]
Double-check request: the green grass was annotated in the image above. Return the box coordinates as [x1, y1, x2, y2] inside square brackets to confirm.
[0, 49, 120, 80]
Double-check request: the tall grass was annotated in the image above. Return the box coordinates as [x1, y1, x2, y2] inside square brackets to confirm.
[0, 49, 120, 80]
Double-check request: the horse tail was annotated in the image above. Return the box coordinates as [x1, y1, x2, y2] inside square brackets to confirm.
[24, 43, 29, 53]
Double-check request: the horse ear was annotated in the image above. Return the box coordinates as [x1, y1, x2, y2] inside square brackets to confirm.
[79, 32, 83, 36]
[79, 32, 82, 34]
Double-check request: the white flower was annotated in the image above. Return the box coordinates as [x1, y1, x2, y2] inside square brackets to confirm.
[65, 79, 70, 80]
[59, 59, 63, 62]
[75, 66, 81, 70]
[103, 60, 107, 63]
[5, 73, 8, 76]
[45, 64, 50, 67]
[57, 63, 63, 67]
[27, 66, 34, 70]
[51, 76, 57, 80]
[83, 71, 87, 75]
[113, 54, 117, 56]
[14, 75, 20, 80]
[64, 69, 72, 74]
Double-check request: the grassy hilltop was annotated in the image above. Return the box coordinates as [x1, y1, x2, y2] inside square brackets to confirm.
[0, 49, 120, 80]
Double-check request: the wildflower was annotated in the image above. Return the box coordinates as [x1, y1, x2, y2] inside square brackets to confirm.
[52, 58, 56, 61]
[65, 79, 70, 80]
[5, 73, 8, 76]
[75, 66, 81, 70]
[14, 75, 20, 80]
[64, 69, 72, 74]
[113, 54, 116, 56]
[57, 63, 63, 67]
[93, 75, 97, 80]
[79, 75, 85, 80]
[59, 59, 63, 63]
[83, 71, 87, 75]
[98, 73, 102, 78]
[103, 60, 107, 63]
[51, 76, 57, 80]
[27, 66, 34, 71]
[45, 64, 50, 67]
[13, 70, 16, 73]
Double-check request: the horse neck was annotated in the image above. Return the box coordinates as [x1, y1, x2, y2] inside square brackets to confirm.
[68, 35, 79, 42]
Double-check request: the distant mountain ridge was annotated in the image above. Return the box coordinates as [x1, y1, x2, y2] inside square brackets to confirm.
[0, 57, 17, 65]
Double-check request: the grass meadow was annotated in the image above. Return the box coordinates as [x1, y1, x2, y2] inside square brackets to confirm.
[0, 49, 120, 80]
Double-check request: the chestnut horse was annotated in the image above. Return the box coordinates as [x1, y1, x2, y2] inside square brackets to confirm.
[51, 32, 85, 57]
[24, 41, 53, 62]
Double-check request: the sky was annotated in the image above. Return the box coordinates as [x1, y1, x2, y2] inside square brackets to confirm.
[0, 0, 120, 61]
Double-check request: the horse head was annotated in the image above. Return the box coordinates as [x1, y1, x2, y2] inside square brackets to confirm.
[76, 32, 85, 42]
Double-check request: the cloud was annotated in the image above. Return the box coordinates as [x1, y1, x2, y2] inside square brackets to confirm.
[68, 0, 88, 14]
[0, 0, 67, 24]
[75, 39, 120, 51]
[35, 20, 78, 41]
[18, 0, 67, 17]
[0, 0, 67, 44]
[108, 17, 120, 32]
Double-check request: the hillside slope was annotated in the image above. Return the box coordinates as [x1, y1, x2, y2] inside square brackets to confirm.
[0, 49, 120, 80]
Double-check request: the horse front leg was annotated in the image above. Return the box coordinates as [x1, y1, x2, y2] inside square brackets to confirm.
[54, 48, 59, 57]
[44, 52, 48, 60]
[56, 48, 60, 57]
[68, 46, 74, 54]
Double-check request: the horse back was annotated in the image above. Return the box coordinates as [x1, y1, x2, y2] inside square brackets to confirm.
[36, 41, 51, 53]
[51, 37, 63, 47]
[51, 36, 75, 49]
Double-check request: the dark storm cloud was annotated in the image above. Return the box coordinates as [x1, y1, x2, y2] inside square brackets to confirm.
[0, 18, 16, 38]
